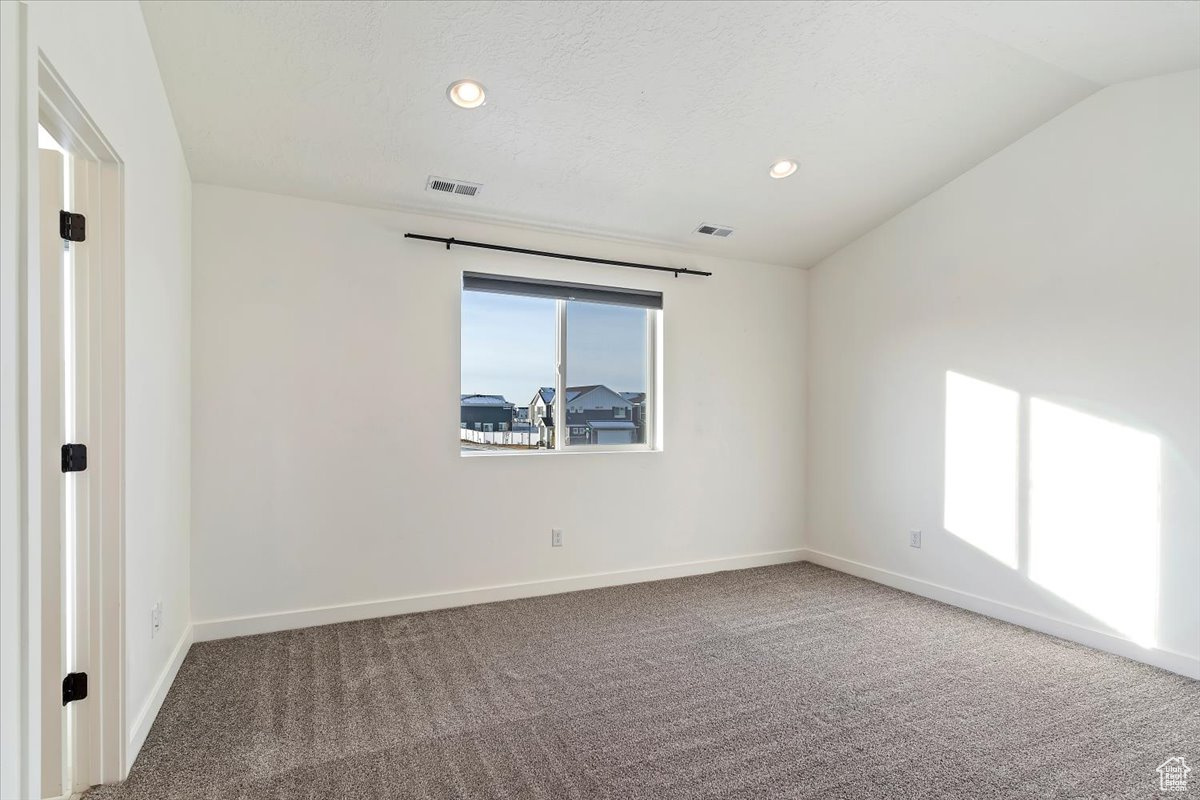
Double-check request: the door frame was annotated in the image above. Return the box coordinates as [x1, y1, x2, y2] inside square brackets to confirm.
[36, 53, 126, 792]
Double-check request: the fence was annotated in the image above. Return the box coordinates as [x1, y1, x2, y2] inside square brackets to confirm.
[460, 428, 541, 448]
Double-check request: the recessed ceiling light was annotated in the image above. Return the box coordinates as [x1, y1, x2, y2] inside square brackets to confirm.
[447, 79, 486, 109]
[768, 159, 798, 179]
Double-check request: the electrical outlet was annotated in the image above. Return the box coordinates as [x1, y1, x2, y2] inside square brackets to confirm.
[909, 530, 922, 549]
[151, 601, 163, 638]
[551, 528, 563, 547]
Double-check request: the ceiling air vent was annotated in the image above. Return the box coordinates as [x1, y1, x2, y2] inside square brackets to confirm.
[426, 176, 483, 198]
[695, 223, 734, 238]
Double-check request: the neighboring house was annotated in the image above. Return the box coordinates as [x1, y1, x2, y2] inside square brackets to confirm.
[620, 391, 647, 442]
[530, 385, 645, 445]
[565, 385, 637, 445]
[460, 394, 514, 432]
[529, 387, 556, 446]
[511, 406, 536, 434]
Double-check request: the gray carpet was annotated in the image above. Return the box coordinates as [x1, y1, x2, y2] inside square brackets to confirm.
[88, 563, 1199, 799]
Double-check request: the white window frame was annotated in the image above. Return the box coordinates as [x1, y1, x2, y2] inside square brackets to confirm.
[462, 275, 661, 456]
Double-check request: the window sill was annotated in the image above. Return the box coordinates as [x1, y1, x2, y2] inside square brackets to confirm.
[460, 447, 661, 458]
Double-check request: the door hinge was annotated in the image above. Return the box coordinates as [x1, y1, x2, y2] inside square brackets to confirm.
[59, 210, 86, 242]
[61, 443, 87, 472]
[62, 672, 88, 705]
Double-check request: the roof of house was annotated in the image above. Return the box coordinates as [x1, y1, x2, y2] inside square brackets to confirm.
[536, 385, 640, 405]
[565, 385, 633, 405]
[460, 394, 512, 407]
[586, 420, 637, 430]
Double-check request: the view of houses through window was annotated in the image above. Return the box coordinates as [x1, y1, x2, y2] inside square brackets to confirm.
[461, 276, 655, 453]
[564, 300, 648, 447]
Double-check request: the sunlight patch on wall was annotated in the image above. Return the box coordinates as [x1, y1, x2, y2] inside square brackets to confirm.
[944, 372, 1020, 568]
[1029, 399, 1161, 647]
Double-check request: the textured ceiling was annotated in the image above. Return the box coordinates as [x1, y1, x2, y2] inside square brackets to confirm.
[141, 0, 1200, 268]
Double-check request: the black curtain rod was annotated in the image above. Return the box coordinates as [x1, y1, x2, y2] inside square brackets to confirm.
[404, 233, 712, 278]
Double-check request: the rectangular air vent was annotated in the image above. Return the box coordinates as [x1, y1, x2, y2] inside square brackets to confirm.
[695, 223, 734, 238]
[426, 176, 483, 198]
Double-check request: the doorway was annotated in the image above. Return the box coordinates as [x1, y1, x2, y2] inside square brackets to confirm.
[37, 123, 87, 799]
[37, 55, 126, 797]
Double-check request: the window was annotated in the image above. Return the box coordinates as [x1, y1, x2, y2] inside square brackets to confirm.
[461, 272, 660, 454]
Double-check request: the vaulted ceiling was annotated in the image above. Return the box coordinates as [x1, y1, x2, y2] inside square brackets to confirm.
[141, 0, 1200, 267]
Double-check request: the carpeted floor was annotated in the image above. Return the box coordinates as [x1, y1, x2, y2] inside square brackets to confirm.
[88, 563, 1199, 799]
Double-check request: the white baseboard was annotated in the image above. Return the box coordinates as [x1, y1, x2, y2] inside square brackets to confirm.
[800, 548, 1200, 680]
[193, 548, 807, 642]
[126, 624, 193, 773]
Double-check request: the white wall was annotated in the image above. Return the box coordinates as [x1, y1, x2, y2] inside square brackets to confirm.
[806, 70, 1200, 676]
[1, 3, 34, 796]
[190, 184, 805, 634]
[0, 1, 192, 791]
